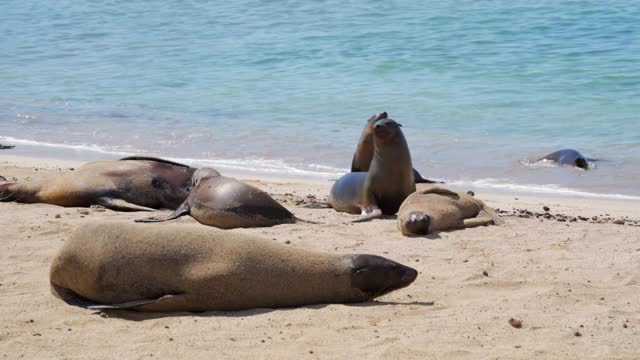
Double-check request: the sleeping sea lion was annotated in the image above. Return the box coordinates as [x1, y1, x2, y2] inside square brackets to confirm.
[136, 168, 311, 229]
[398, 186, 502, 236]
[330, 118, 416, 221]
[537, 149, 591, 170]
[0, 157, 196, 211]
[351, 112, 440, 184]
[50, 221, 418, 312]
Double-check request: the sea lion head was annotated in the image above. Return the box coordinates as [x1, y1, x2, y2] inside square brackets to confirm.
[373, 118, 403, 144]
[345, 254, 418, 300]
[190, 168, 221, 188]
[574, 157, 589, 170]
[403, 211, 432, 235]
[365, 112, 388, 130]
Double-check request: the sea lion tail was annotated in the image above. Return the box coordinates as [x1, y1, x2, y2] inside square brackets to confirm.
[134, 202, 190, 223]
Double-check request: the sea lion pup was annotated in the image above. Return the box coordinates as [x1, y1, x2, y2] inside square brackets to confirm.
[330, 118, 416, 221]
[0, 157, 196, 211]
[397, 186, 502, 236]
[50, 221, 418, 312]
[537, 149, 591, 170]
[351, 112, 441, 184]
[135, 168, 311, 229]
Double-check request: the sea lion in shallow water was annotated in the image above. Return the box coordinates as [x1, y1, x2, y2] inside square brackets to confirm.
[136, 168, 309, 229]
[330, 118, 416, 221]
[351, 112, 440, 184]
[537, 149, 591, 170]
[398, 186, 502, 236]
[0, 144, 15, 150]
[50, 221, 418, 312]
[0, 157, 196, 211]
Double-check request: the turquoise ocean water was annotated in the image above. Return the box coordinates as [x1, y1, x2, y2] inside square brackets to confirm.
[1, 1, 639, 198]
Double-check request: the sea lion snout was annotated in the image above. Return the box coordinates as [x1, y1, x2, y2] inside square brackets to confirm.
[373, 118, 403, 141]
[346, 254, 418, 299]
[404, 211, 431, 235]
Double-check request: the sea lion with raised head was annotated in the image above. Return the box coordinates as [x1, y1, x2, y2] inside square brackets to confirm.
[537, 149, 591, 170]
[351, 112, 441, 184]
[398, 186, 501, 236]
[330, 117, 416, 221]
[0, 157, 196, 211]
[50, 221, 418, 312]
[136, 168, 311, 229]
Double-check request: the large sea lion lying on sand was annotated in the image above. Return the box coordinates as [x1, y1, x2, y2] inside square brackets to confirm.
[537, 149, 591, 170]
[136, 168, 311, 229]
[397, 186, 502, 236]
[351, 112, 440, 184]
[0, 156, 195, 211]
[50, 221, 418, 312]
[330, 117, 416, 221]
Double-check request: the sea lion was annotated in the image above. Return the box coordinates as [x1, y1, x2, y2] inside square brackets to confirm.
[351, 112, 440, 184]
[136, 168, 310, 229]
[50, 221, 418, 312]
[0, 144, 15, 150]
[537, 149, 591, 170]
[330, 118, 416, 221]
[0, 157, 196, 211]
[398, 186, 502, 236]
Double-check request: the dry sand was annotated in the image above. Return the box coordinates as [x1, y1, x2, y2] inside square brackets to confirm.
[1, 154, 639, 359]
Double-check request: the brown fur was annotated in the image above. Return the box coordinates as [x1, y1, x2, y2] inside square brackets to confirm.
[398, 186, 502, 236]
[350, 112, 439, 184]
[50, 221, 417, 312]
[351, 112, 387, 172]
[0, 158, 195, 210]
[330, 118, 415, 221]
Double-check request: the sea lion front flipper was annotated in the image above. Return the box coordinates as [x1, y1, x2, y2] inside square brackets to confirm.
[461, 216, 496, 228]
[135, 202, 190, 222]
[353, 208, 382, 223]
[87, 294, 184, 311]
[96, 197, 157, 212]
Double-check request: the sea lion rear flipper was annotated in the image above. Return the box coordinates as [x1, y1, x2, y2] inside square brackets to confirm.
[135, 202, 190, 223]
[96, 197, 157, 212]
[412, 169, 443, 184]
[480, 206, 504, 225]
[87, 294, 184, 311]
[118, 156, 191, 168]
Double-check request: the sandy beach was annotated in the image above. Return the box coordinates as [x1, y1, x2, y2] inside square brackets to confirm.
[1, 154, 639, 359]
